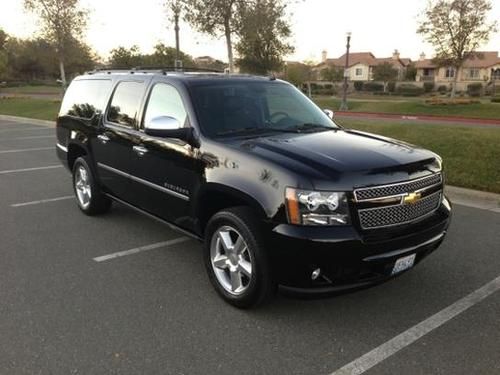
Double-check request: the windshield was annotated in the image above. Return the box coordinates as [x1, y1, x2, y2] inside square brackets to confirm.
[189, 81, 340, 137]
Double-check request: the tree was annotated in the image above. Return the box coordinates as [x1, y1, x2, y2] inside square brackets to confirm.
[147, 43, 195, 67]
[0, 29, 8, 79]
[285, 63, 311, 87]
[417, 0, 498, 97]
[320, 66, 344, 82]
[405, 63, 417, 81]
[108, 46, 143, 67]
[182, 0, 246, 72]
[235, 0, 294, 74]
[372, 62, 399, 92]
[24, 0, 89, 88]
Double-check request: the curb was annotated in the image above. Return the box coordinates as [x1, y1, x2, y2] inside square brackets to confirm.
[445, 186, 500, 213]
[0, 115, 55, 128]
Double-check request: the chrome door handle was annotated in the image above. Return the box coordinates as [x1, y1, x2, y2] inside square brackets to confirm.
[133, 145, 148, 156]
[97, 134, 110, 144]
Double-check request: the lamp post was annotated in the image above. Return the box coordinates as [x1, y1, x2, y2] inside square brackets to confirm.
[340, 32, 351, 111]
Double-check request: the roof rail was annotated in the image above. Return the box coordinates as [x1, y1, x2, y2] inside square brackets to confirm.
[86, 66, 224, 75]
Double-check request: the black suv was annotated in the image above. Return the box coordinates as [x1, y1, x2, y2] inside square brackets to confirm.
[56, 69, 451, 308]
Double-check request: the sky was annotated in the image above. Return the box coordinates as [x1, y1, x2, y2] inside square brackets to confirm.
[1, 0, 499, 63]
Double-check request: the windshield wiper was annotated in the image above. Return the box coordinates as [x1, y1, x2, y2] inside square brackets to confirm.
[286, 123, 335, 133]
[216, 126, 297, 137]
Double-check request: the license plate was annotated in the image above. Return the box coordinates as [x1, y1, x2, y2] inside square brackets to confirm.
[391, 254, 416, 275]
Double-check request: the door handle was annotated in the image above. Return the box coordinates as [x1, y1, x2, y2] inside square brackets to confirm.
[97, 134, 110, 144]
[133, 145, 148, 157]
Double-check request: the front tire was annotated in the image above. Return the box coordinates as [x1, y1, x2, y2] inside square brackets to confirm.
[204, 207, 276, 308]
[72, 156, 111, 215]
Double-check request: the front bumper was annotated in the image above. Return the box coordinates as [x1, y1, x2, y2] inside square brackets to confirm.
[268, 196, 452, 294]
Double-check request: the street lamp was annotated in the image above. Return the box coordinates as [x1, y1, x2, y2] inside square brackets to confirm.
[340, 32, 351, 111]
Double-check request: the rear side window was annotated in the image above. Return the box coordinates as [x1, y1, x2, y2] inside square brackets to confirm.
[59, 79, 111, 119]
[107, 81, 145, 128]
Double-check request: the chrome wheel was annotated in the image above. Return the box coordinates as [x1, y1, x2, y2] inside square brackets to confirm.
[210, 226, 253, 295]
[75, 165, 92, 209]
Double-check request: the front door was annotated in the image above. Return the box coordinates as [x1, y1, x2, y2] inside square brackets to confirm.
[92, 80, 147, 203]
[130, 82, 199, 229]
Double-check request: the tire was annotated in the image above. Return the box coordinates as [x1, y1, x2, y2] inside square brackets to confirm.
[72, 156, 112, 215]
[204, 206, 276, 308]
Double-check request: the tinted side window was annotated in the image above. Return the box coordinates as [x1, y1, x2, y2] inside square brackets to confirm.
[107, 81, 145, 127]
[59, 79, 111, 119]
[143, 84, 187, 127]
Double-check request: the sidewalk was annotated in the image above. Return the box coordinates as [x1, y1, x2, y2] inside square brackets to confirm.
[335, 110, 500, 126]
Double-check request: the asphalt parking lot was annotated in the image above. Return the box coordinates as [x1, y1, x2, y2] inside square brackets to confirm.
[1, 118, 499, 375]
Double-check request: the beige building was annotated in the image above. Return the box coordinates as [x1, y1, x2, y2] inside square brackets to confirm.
[415, 51, 500, 90]
[314, 50, 412, 81]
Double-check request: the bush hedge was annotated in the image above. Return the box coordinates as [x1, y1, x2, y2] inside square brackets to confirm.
[491, 97, 500, 103]
[363, 82, 384, 92]
[396, 84, 425, 96]
[423, 82, 435, 93]
[467, 83, 483, 97]
[353, 81, 364, 91]
[437, 85, 448, 94]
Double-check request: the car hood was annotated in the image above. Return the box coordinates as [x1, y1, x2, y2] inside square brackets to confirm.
[235, 129, 437, 177]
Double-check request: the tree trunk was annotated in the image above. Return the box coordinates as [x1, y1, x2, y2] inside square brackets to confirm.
[174, 13, 180, 60]
[450, 66, 459, 98]
[59, 58, 67, 91]
[224, 18, 234, 73]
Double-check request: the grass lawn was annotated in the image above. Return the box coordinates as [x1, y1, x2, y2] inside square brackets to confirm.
[313, 96, 500, 119]
[0, 85, 62, 95]
[338, 118, 500, 194]
[0, 98, 60, 121]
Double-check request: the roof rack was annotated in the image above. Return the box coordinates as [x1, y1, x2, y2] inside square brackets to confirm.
[87, 66, 224, 75]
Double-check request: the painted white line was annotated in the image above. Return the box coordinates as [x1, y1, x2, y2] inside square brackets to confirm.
[0, 147, 53, 154]
[0, 165, 62, 175]
[11, 195, 74, 207]
[330, 275, 500, 375]
[4, 135, 54, 140]
[0, 127, 52, 133]
[93, 237, 191, 262]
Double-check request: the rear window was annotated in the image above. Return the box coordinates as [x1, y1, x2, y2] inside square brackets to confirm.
[59, 79, 112, 119]
[107, 81, 145, 128]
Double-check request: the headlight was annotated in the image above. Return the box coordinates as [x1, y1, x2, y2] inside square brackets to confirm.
[285, 188, 350, 226]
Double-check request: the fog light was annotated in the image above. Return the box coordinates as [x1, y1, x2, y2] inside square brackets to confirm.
[311, 268, 321, 280]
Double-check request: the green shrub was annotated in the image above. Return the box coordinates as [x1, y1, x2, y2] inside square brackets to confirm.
[491, 97, 500, 103]
[373, 92, 391, 96]
[396, 84, 424, 96]
[423, 82, 435, 92]
[353, 81, 364, 91]
[467, 83, 483, 97]
[363, 82, 384, 92]
[437, 85, 448, 94]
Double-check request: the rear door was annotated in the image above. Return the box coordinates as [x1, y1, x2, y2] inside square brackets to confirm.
[92, 79, 147, 203]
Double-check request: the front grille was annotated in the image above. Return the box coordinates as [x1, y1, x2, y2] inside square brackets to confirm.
[354, 173, 442, 201]
[358, 191, 442, 229]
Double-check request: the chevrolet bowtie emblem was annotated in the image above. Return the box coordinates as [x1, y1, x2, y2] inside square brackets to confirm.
[403, 192, 422, 205]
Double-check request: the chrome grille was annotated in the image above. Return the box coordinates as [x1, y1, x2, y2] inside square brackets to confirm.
[358, 191, 442, 229]
[354, 173, 442, 202]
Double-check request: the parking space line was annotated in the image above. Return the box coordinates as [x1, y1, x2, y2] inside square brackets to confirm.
[93, 237, 191, 262]
[0, 165, 62, 175]
[329, 275, 500, 375]
[2, 135, 54, 140]
[10, 195, 74, 207]
[0, 147, 53, 154]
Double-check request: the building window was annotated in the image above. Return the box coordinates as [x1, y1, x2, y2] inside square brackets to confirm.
[466, 69, 480, 79]
[493, 69, 500, 80]
[355, 68, 362, 76]
[423, 68, 434, 76]
[445, 67, 455, 78]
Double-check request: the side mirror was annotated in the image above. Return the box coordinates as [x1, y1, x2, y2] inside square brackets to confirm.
[144, 116, 194, 144]
[323, 109, 335, 119]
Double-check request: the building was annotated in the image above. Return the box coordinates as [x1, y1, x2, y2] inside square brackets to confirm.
[314, 50, 412, 81]
[415, 51, 500, 90]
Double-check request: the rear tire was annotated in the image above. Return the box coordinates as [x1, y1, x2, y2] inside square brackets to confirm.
[204, 206, 276, 308]
[72, 156, 111, 215]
